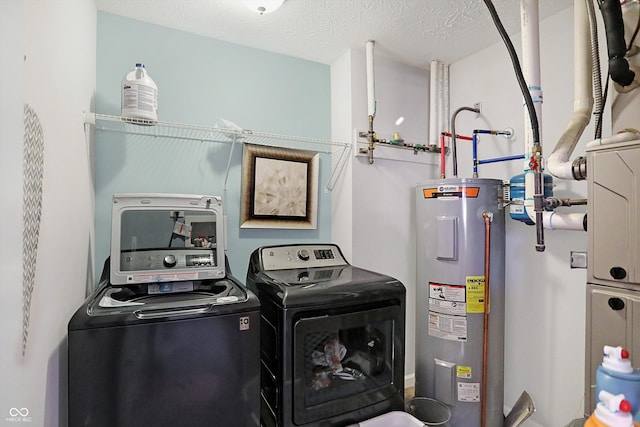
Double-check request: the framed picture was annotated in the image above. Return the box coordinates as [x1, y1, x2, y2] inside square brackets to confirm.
[240, 143, 319, 229]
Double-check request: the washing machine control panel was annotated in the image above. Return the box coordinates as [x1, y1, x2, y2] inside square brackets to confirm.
[121, 249, 216, 271]
[260, 244, 348, 271]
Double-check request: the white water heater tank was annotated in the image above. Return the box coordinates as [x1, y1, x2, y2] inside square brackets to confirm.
[121, 63, 158, 123]
[415, 178, 506, 427]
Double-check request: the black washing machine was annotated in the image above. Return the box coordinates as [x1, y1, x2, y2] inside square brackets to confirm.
[68, 194, 260, 427]
[246, 243, 406, 427]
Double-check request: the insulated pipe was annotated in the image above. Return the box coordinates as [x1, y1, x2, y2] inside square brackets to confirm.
[481, 211, 493, 427]
[600, 0, 636, 87]
[546, 0, 594, 180]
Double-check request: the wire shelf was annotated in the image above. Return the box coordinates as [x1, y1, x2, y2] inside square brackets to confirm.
[85, 113, 349, 153]
[83, 112, 351, 191]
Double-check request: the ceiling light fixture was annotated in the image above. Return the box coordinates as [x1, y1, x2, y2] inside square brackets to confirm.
[242, 0, 285, 15]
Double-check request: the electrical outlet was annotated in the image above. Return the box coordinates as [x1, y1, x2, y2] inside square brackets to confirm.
[474, 102, 482, 118]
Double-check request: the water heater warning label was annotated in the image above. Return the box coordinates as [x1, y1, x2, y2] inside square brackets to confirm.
[466, 276, 487, 313]
[458, 382, 480, 402]
[428, 312, 467, 341]
[429, 299, 466, 316]
[428, 282, 468, 341]
[429, 282, 465, 302]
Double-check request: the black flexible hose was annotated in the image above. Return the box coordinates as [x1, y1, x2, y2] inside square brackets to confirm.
[599, 0, 636, 87]
[482, 0, 540, 147]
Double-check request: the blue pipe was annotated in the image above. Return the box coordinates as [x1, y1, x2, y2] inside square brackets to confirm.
[472, 134, 479, 177]
[471, 129, 520, 176]
[478, 154, 525, 165]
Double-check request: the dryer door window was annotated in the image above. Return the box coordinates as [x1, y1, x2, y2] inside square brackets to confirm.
[292, 304, 402, 425]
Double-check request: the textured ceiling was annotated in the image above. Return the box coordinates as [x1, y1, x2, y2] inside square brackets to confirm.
[94, 0, 574, 69]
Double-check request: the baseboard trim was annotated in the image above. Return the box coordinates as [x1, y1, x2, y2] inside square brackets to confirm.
[405, 373, 415, 388]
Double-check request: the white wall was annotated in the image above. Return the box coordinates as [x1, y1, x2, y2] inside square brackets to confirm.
[331, 48, 439, 386]
[450, 6, 591, 426]
[0, 1, 96, 425]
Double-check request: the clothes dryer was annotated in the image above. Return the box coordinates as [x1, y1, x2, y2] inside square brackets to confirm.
[246, 243, 406, 427]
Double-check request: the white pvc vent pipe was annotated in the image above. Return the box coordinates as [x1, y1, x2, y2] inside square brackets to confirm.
[366, 40, 375, 118]
[585, 130, 640, 148]
[546, 0, 594, 180]
[429, 60, 450, 149]
[521, 0, 543, 163]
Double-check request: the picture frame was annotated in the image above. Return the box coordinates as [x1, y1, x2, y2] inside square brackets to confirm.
[240, 143, 319, 229]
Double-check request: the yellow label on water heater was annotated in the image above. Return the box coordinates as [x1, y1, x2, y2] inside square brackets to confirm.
[466, 276, 486, 313]
[457, 366, 472, 378]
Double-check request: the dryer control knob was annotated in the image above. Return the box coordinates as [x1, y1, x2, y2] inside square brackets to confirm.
[297, 249, 310, 261]
[163, 254, 177, 267]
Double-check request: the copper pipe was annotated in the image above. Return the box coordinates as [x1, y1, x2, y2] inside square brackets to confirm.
[481, 211, 493, 427]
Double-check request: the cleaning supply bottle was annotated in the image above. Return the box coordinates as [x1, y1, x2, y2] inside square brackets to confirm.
[121, 63, 158, 123]
[585, 390, 640, 427]
[596, 346, 640, 422]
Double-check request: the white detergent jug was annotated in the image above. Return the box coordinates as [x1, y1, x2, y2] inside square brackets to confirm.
[121, 63, 158, 123]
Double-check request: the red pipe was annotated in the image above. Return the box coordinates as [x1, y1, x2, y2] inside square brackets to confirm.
[440, 132, 474, 179]
[442, 131, 474, 141]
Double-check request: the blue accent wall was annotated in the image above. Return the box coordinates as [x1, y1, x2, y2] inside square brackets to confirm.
[95, 12, 332, 283]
